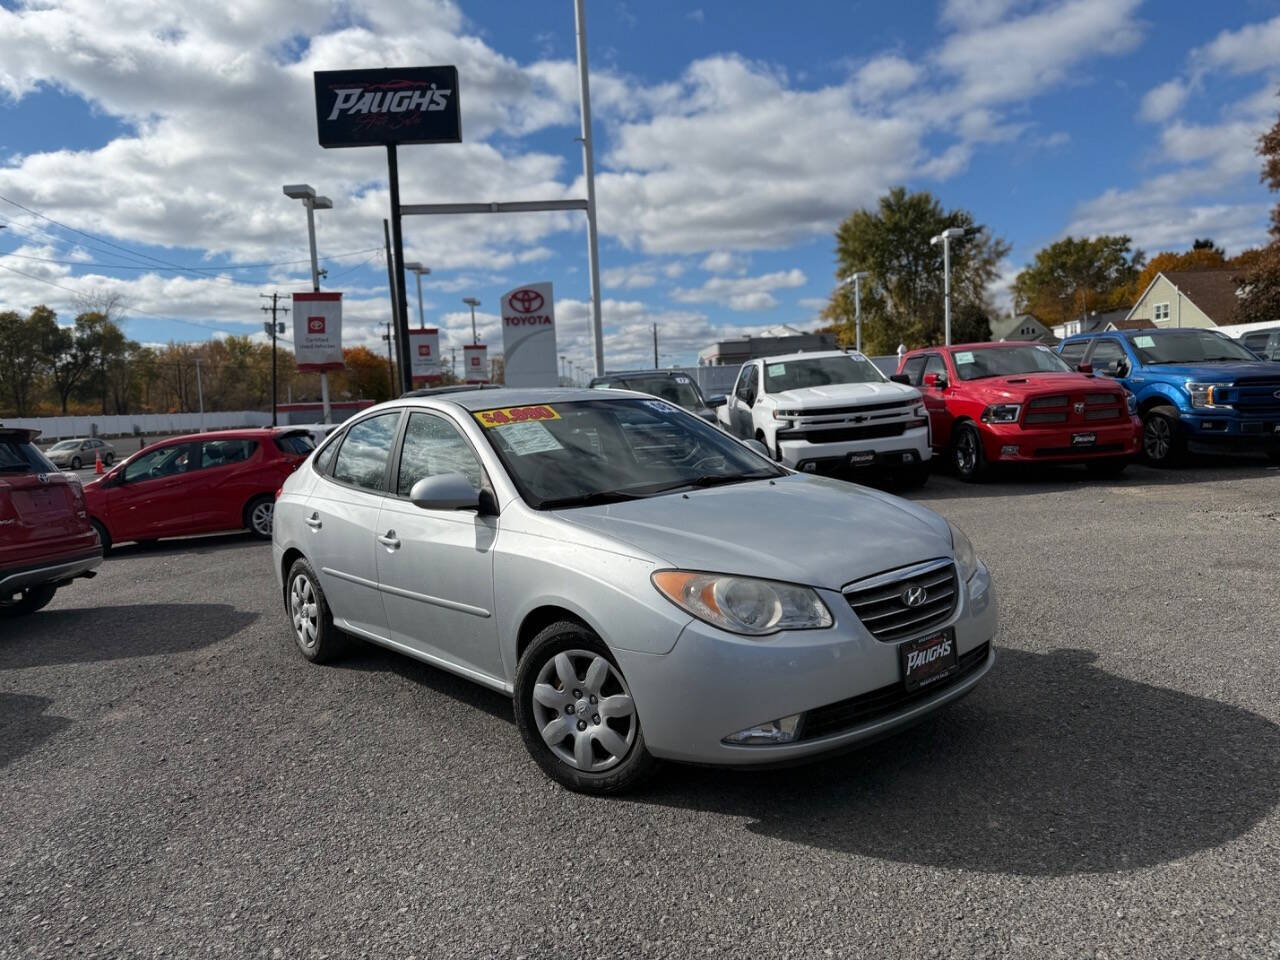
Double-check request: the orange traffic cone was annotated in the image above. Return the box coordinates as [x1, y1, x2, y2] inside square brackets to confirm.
[94, 451, 104, 475]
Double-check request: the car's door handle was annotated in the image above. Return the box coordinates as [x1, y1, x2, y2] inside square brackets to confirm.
[377, 530, 401, 549]
[304, 514, 322, 530]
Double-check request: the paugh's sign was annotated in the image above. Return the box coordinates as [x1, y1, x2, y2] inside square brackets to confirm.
[314, 67, 461, 148]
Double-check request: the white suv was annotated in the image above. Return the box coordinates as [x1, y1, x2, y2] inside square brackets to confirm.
[718, 350, 931, 482]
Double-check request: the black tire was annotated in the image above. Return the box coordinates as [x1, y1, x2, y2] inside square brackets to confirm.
[0, 584, 58, 618]
[895, 462, 931, 489]
[285, 558, 347, 664]
[244, 495, 274, 539]
[1085, 457, 1130, 478]
[104, 453, 115, 466]
[756, 430, 781, 461]
[514, 621, 660, 795]
[1141, 406, 1184, 466]
[952, 423, 989, 482]
[89, 518, 112, 556]
[1266, 447, 1280, 465]
[70, 456, 81, 470]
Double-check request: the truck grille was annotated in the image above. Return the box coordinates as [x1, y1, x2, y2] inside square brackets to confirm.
[788, 399, 916, 417]
[1022, 391, 1124, 426]
[799, 642, 991, 741]
[792, 422, 906, 444]
[843, 561, 958, 642]
[1233, 377, 1280, 413]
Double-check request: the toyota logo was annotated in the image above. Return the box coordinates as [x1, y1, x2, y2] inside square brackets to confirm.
[901, 585, 928, 608]
[508, 288, 544, 314]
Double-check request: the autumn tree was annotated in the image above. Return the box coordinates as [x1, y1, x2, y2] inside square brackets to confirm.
[340, 346, 392, 402]
[1234, 86, 1280, 325]
[823, 187, 1009, 353]
[1011, 236, 1144, 328]
[0, 306, 59, 416]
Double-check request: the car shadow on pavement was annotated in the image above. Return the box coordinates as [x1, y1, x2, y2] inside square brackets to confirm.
[103, 532, 265, 560]
[340, 642, 515, 723]
[634, 647, 1280, 877]
[0, 604, 258, 669]
[0, 693, 71, 769]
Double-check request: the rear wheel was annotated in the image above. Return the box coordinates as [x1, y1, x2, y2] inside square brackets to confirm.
[0, 584, 57, 618]
[1141, 407, 1184, 466]
[70, 456, 82, 470]
[514, 621, 660, 795]
[245, 495, 274, 539]
[952, 423, 989, 483]
[1085, 457, 1129, 478]
[103, 452, 115, 466]
[89, 519, 112, 556]
[286, 558, 347, 663]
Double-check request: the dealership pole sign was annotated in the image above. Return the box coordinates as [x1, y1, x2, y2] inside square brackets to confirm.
[501, 283, 558, 388]
[313, 65, 460, 396]
[292, 292, 344, 371]
[463, 344, 488, 384]
[408, 328, 442, 384]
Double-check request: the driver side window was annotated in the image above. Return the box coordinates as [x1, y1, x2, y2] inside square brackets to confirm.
[923, 353, 947, 383]
[1088, 339, 1127, 376]
[735, 365, 758, 405]
[123, 443, 194, 483]
[396, 413, 485, 497]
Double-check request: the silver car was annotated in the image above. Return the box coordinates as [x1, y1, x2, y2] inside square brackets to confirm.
[45, 437, 116, 470]
[273, 389, 997, 793]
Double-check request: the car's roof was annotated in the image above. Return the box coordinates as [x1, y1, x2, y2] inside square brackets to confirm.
[48, 436, 98, 442]
[752, 350, 856, 363]
[152, 426, 305, 445]
[590, 370, 689, 381]
[400, 384, 503, 398]
[426, 387, 632, 412]
[0, 426, 40, 443]
[1063, 328, 1233, 342]
[904, 341, 1041, 355]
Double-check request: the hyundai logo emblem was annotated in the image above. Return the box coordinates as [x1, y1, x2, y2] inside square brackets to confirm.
[901, 585, 928, 607]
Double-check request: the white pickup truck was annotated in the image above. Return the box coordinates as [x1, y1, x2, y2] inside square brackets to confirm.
[717, 350, 931, 483]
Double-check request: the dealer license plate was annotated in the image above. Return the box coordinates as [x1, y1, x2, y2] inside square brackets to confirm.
[848, 451, 876, 466]
[900, 629, 958, 692]
[1071, 432, 1096, 446]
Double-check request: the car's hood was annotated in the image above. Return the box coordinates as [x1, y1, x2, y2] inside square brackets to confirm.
[1138, 361, 1280, 383]
[768, 381, 919, 408]
[552, 473, 952, 590]
[963, 371, 1120, 401]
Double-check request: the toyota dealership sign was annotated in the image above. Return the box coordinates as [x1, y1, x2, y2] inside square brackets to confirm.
[501, 283, 557, 388]
[314, 66, 461, 148]
[292, 292, 344, 371]
[408, 328, 441, 384]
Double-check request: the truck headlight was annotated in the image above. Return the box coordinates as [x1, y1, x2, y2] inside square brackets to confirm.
[1185, 382, 1231, 408]
[1125, 390, 1138, 415]
[948, 522, 979, 582]
[980, 404, 1021, 423]
[652, 570, 833, 636]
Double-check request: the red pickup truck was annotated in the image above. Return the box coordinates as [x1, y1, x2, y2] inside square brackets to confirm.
[0, 427, 102, 617]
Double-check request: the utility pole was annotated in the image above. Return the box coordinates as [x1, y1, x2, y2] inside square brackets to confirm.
[652, 323, 659, 369]
[260, 293, 288, 426]
[382, 321, 397, 389]
[194, 357, 205, 433]
[450, 347, 457, 380]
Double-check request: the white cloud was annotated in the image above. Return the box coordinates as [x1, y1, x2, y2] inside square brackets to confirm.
[601, 266, 658, 289]
[700, 250, 747, 274]
[1139, 79, 1190, 123]
[685, 9, 704, 23]
[853, 56, 921, 99]
[1198, 14, 1280, 75]
[940, 0, 1030, 28]
[672, 268, 806, 311]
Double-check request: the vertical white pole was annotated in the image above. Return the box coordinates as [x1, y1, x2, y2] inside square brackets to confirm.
[574, 0, 605, 377]
[415, 272, 425, 327]
[943, 236, 953, 347]
[306, 200, 333, 425]
[854, 275, 862, 352]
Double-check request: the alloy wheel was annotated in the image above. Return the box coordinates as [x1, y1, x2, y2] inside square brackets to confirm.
[1144, 416, 1171, 461]
[531, 650, 637, 773]
[955, 431, 976, 475]
[290, 573, 318, 649]
[250, 501, 274, 536]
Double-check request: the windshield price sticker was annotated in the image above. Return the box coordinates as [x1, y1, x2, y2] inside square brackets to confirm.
[767, 363, 786, 376]
[474, 405, 561, 428]
[641, 399, 675, 412]
[1135, 335, 1155, 348]
[955, 351, 975, 363]
[673, 375, 691, 384]
[494, 421, 564, 455]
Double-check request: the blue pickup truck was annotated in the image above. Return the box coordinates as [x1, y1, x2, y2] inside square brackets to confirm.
[1056, 328, 1280, 465]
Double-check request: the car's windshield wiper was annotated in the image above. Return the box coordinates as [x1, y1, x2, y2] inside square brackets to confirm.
[539, 490, 649, 510]
[641, 471, 778, 495]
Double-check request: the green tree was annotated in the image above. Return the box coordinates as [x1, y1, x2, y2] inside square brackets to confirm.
[48, 312, 106, 414]
[0, 306, 59, 416]
[1011, 235, 1144, 328]
[1235, 86, 1280, 323]
[823, 187, 1009, 354]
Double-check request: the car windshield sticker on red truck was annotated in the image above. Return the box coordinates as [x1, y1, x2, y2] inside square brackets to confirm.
[955, 351, 975, 364]
[492, 421, 563, 456]
[474, 405, 560, 428]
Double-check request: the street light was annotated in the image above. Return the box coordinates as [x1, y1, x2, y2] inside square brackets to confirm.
[283, 183, 335, 423]
[842, 272, 869, 352]
[930, 227, 965, 346]
[404, 262, 430, 328]
[462, 297, 481, 345]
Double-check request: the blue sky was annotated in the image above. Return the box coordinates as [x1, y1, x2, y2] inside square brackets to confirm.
[1, 0, 1278, 371]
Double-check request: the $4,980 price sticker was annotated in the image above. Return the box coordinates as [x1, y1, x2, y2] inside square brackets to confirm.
[474, 405, 561, 428]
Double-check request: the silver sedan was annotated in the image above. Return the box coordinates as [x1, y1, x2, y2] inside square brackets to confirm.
[272, 389, 997, 793]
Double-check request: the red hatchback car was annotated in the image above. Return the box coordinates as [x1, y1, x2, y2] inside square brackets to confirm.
[1, 427, 102, 616]
[896, 342, 1141, 481]
[83, 428, 313, 551]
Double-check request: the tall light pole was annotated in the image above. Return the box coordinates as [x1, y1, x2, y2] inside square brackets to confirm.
[559, 355, 566, 384]
[843, 272, 869, 352]
[194, 357, 205, 433]
[283, 184, 334, 423]
[574, 0, 605, 378]
[404, 262, 430, 328]
[462, 297, 480, 345]
[930, 227, 965, 346]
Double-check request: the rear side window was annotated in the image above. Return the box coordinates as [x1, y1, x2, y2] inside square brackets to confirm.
[199, 439, 257, 468]
[1059, 341, 1088, 366]
[332, 412, 401, 492]
[273, 433, 315, 456]
[0, 438, 54, 474]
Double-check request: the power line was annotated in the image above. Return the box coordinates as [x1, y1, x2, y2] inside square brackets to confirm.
[0, 244, 381, 275]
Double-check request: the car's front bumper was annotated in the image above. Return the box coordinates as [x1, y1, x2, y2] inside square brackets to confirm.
[978, 417, 1141, 462]
[777, 424, 931, 472]
[616, 561, 997, 765]
[1181, 413, 1280, 453]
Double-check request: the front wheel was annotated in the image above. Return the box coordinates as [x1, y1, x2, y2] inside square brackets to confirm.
[514, 622, 660, 795]
[0, 584, 57, 618]
[952, 423, 989, 483]
[245, 495, 274, 539]
[1141, 407, 1184, 466]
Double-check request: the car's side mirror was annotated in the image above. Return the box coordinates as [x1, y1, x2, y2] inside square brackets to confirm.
[1103, 360, 1127, 377]
[706, 394, 727, 408]
[742, 438, 770, 458]
[409, 473, 481, 511]
[1076, 363, 1093, 374]
[923, 372, 948, 389]
[889, 374, 910, 385]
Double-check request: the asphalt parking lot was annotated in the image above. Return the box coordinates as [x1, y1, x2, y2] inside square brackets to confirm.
[3, 459, 1279, 959]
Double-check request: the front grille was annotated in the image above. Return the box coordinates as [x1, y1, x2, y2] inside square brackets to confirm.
[1025, 412, 1067, 424]
[1084, 407, 1122, 421]
[844, 561, 958, 642]
[1028, 395, 1068, 408]
[1233, 378, 1280, 413]
[793, 422, 907, 444]
[799, 642, 991, 741]
[790, 399, 915, 418]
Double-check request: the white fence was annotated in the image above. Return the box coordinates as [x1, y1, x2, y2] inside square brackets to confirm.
[0, 411, 272, 441]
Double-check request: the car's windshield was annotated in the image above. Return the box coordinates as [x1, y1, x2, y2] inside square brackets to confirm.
[953, 345, 1073, 380]
[48, 440, 80, 451]
[1129, 330, 1259, 364]
[605, 376, 703, 411]
[473, 398, 784, 509]
[762, 355, 885, 392]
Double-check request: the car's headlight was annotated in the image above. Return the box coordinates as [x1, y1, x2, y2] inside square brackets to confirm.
[948, 522, 979, 582]
[1185, 382, 1230, 408]
[652, 570, 833, 636]
[981, 403, 1021, 423]
[1125, 390, 1138, 415]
